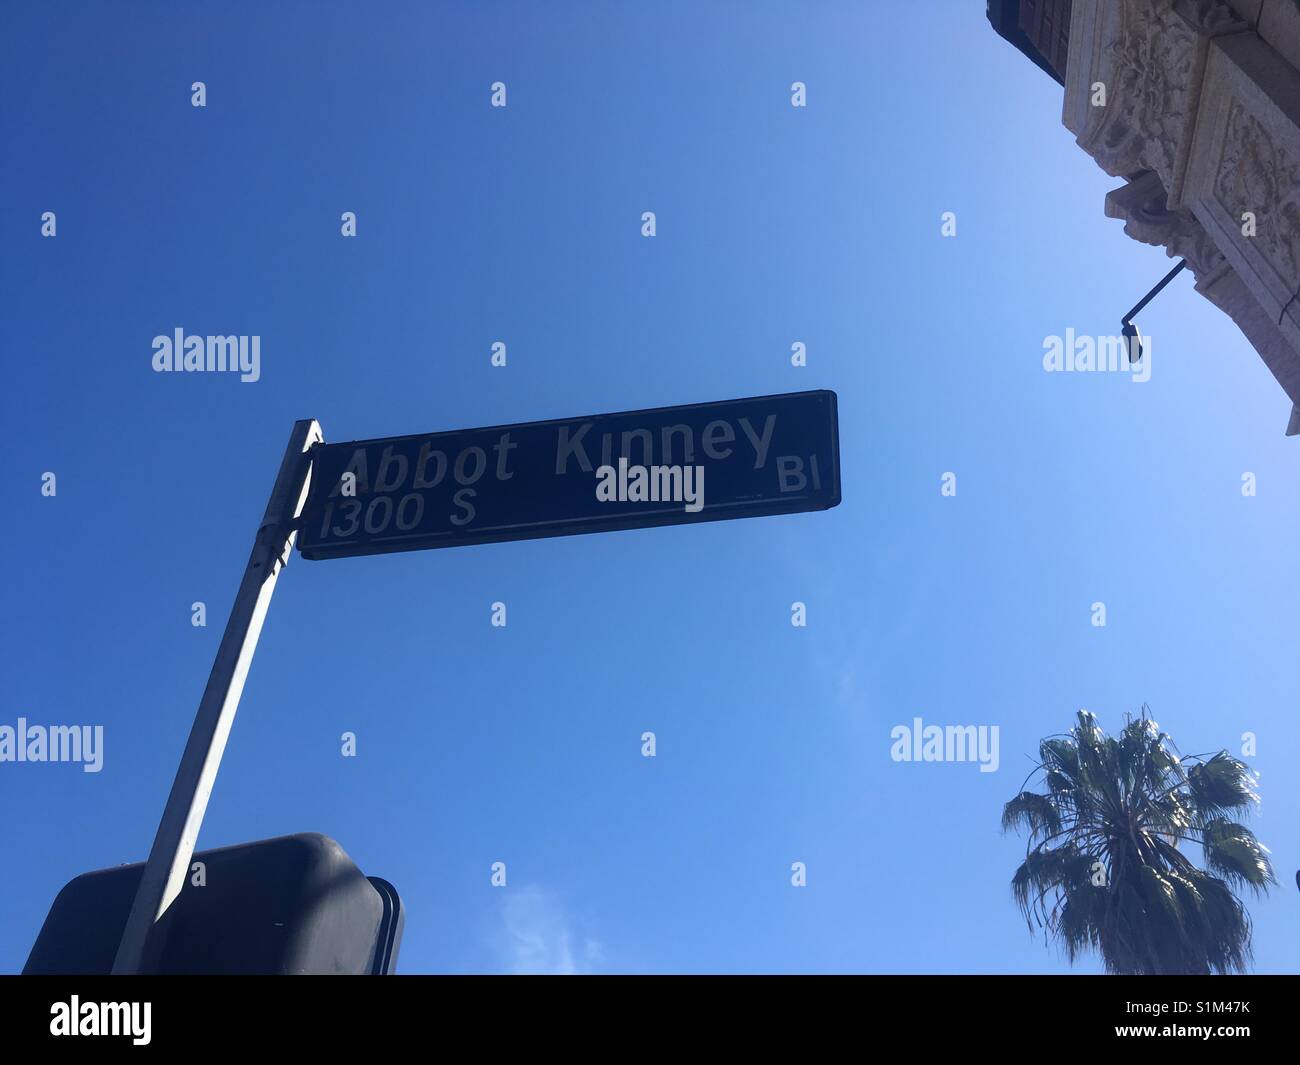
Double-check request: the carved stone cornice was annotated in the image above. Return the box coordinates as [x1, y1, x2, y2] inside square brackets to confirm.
[1103, 170, 1226, 279]
[1064, 0, 1247, 205]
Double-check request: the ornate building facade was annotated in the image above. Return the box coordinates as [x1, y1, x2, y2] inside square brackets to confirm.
[992, 0, 1300, 436]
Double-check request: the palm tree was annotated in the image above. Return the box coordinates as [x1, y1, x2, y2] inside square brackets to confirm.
[1002, 708, 1274, 974]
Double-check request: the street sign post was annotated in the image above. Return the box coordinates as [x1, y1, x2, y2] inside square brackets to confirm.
[111, 420, 323, 975]
[298, 389, 839, 560]
[109, 390, 840, 973]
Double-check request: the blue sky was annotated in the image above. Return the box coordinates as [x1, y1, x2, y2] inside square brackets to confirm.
[2, 1, 1297, 974]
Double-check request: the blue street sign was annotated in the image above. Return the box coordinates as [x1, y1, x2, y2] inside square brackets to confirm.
[297, 390, 840, 560]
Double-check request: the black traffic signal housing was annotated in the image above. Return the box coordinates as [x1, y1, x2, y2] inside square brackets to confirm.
[24, 833, 403, 975]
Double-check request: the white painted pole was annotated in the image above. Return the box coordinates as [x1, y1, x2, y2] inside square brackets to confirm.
[111, 419, 324, 974]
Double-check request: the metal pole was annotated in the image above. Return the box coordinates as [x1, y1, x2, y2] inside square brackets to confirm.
[111, 418, 324, 974]
[1122, 259, 1187, 326]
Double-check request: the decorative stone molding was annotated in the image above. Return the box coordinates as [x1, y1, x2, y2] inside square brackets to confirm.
[1185, 30, 1300, 335]
[1215, 102, 1300, 288]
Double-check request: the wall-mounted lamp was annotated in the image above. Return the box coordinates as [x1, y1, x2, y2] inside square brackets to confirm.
[1121, 260, 1188, 364]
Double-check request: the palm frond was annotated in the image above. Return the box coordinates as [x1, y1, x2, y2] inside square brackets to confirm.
[1003, 708, 1272, 974]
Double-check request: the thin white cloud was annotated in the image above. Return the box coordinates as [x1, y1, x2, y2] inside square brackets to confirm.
[497, 886, 600, 975]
